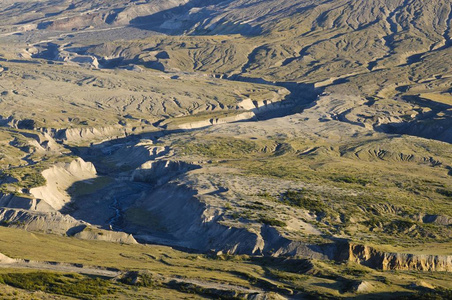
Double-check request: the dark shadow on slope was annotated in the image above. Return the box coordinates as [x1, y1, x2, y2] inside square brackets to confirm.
[375, 95, 452, 144]
[62, 128, 201, 232]
[32, 42, 60, 60]
[281, 31, 349, 67]
[128, 0, 262, 36]
[63, 177, 151, 231]
[65, 130, 184, 173]
[224, 74, 323, 121]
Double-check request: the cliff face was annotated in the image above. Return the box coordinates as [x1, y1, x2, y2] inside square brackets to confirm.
[30, 158, 97, 211]
[347, 243, 452, 272]
[131, 160, 201, 185]
[174, 112, 256, 130]
[0, 194, 54, 212]
[53, 126, 129, 144]
[0, 207, 84, 235]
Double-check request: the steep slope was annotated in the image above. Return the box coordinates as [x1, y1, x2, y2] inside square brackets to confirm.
[0, 1, 451, 298]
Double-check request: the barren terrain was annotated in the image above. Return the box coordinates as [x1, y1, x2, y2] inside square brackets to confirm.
[0, 0, 451, 298]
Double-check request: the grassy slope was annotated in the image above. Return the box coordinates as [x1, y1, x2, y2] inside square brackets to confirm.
[174, 133, 452, 247]
[0, 226, 451, 299]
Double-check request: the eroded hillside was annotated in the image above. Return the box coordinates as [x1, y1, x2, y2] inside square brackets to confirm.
[0, 0, 451, 298]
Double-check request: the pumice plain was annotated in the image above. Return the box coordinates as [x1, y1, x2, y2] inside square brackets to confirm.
[0, 0, 451, 299]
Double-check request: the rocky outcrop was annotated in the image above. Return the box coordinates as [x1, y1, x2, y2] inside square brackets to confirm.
[21, 132, 61, 154]
[58, 53, 100, 68]
[347, 243, 452, 272]
[258, 226, 338, 259]
[0, 193, 54, 212]
[0, 206, 137, 243]
[239, 96, 293, 116]
[352, 281, 375, 293]
[0, 207, 85, 235]
[377, 116, 452, 144]
[131, 160, 200, 185]
[2, 117, 134, 148]
[421, 214, 452, 226]
[173, 111, 256, 130]
[74, 227, 137, 244]
[30, 158, 97, 211]
[127, 183, 266, 254]
[53, 126, 129, 144]
[0, 116, 45, 131]
[0, 252, 16, 264]
[0, 115, 15, 127]
[101, 141, 169, 172]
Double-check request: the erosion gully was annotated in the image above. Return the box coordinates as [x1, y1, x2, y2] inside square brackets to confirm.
[63, 76, 322, 241]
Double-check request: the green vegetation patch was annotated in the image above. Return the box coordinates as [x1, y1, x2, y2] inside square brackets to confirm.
[119, 271, 159, 288]
[258, 216, 287, 227]
[68, 176, 114, 197]
[281, 190, 328, 214]
[330, 175, 370, 186]
[400, 288, 452, 300]
[180, 137, 262, 159]
[124, 207, 167, 231]
[0, 272, 115, 299]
